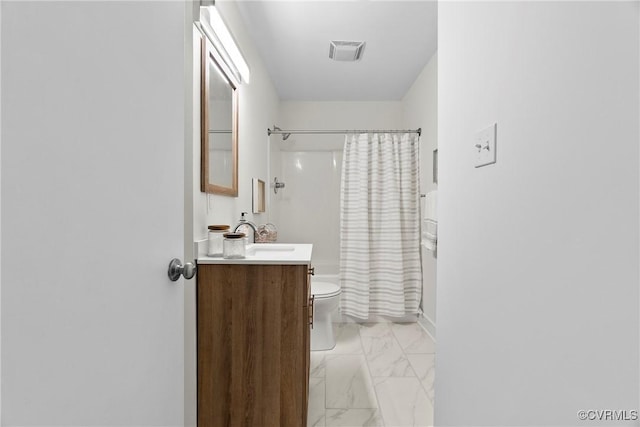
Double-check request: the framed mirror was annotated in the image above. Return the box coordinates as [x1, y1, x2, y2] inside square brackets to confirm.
[201, 38, 238, 196]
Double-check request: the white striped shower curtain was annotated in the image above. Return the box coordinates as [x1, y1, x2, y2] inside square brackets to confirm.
[339, 132, 422, 319]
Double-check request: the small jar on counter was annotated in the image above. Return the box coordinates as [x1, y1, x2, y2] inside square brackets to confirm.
[207, 225, 230, 257]
[223, 232, 246, 259]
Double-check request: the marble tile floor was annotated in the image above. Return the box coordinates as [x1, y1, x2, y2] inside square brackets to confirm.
[308, 322, 435, 427]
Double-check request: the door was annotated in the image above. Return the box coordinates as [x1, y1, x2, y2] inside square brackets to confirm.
[2, 1, 186, 424]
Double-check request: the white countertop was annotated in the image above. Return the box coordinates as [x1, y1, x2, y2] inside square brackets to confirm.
[197, 242, 313, 265]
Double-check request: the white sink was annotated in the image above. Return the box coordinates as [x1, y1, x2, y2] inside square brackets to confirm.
[198, 242, 313, 265]
[246, 244, 296, 256]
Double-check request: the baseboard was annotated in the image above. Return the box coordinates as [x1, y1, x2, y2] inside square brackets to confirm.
[417, 313, 436, 343]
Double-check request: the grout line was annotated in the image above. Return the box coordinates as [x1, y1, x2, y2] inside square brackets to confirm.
[405, 320, 437, 406]
[357, 323, 386, 427]
[407, 353, 434, 403]
[393, 327, 421, 380]
[388, 322, 436, 426]
[324, 322, 435, 427]
[393, 321, 436, 355]
[321, 347, 328, 426]
[323, 323, 377, 423]
[393, 323, 435, 403]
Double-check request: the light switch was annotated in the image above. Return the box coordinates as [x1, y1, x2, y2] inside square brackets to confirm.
[474, 123, 497, 168]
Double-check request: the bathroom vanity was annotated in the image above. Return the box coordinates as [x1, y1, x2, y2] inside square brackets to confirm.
[196, 244, 313, 427]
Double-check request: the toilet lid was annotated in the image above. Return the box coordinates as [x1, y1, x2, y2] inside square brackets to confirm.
[311, 281, 341, 298]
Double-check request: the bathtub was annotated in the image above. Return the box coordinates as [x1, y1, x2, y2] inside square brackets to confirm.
[312, 270, 419, 324]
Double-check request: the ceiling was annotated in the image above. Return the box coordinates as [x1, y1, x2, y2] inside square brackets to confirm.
[235, 1, 438, 101]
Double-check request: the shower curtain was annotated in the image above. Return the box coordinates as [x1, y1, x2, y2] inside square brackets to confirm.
[339, 132, 422, 319]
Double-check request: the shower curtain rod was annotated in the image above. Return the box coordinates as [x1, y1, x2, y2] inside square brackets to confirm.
[267, 127, 422, 137]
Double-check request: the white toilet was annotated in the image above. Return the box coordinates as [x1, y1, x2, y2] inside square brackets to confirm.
[310, 280, 341, 351]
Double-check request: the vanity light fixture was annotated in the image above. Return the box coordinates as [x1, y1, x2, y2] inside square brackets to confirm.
[200, 5, 251, 84]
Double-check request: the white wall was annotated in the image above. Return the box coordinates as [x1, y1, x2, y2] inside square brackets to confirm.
[437, 3, 639, 426]
[403, 53, 438, 337]
[186, 3, 281, 425]
[0, 1, 4, 420]
[271, 102, 403, 273]
[192, 2, 280, 239]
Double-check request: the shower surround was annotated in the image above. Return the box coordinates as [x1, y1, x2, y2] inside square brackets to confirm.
[269, 101, 424, 323]
[271, 146, 343, 275]
[270, 102, 404, 270]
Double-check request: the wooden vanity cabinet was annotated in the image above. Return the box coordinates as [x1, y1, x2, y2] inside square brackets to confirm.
[197, 263, 312, 427]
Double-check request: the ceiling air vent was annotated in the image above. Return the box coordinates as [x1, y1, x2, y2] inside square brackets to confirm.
[329, 40, 366, 61]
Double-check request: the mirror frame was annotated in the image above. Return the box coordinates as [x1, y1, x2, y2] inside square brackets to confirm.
[201, 37, 239, 196]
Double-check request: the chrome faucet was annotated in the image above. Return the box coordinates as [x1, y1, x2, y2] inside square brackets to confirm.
[234, 212, 258, 243]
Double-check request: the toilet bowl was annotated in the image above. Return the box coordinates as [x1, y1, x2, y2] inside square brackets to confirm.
[310, 280, 341, 351]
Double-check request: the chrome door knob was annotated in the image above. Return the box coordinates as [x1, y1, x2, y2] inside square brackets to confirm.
[168, 258, 196, 281]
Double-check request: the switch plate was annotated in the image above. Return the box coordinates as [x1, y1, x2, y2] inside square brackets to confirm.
[474, 123, 497, 168]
